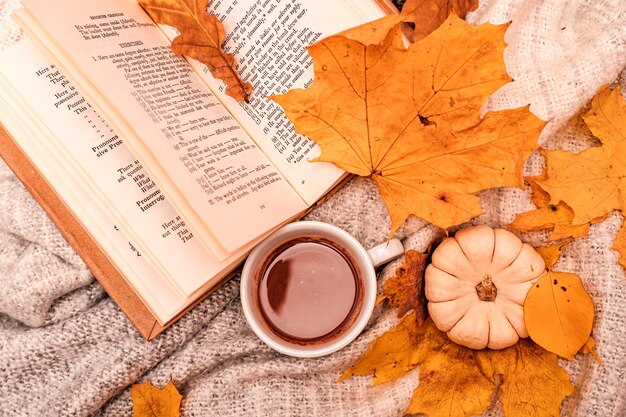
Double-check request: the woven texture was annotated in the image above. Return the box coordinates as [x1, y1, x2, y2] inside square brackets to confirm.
[1, 0, 626, 415]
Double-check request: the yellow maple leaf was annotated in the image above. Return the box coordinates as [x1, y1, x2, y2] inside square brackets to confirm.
[339, 313, 436, 386]
[381, 249, 429, 322]
[272, 16, 545, 235]
[482, 339, 574, 417]
[340, 314, 573, 417]
[341, 0, 478, 45]
[131, 380, 182, 417]
[536, 85, 626, 264]
[406, 334, 494, 416]
[139, 0, 252, 102]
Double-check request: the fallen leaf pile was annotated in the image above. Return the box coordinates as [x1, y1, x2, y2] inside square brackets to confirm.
[139, 0, 252, 102]
[532, 85, 626, 268]
[131, 0, 618, 415]
[508, 84, 626, 358]
[340, 312, 575, 417]
[272, 13, 545, 236]
[268, 1, 607, 414]
[131, 380, 182, 417]
[349, 246, 589, 416]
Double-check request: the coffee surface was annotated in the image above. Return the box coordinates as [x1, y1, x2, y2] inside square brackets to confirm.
[257, 237, 362, 342]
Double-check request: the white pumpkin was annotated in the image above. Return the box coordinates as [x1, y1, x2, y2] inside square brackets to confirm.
[426, 225, 545, 350]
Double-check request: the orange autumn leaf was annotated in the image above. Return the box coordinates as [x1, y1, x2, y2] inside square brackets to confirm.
[402, 0, 479, 42]
[524, 243, 595, 360]
[272, 15, 544, 235]
[535, 242, 567, 268]
[131, 379, 182, 417]
[524, 269, 594, 360]
[509, 179, 591, 241]
[340, 314, 573, 417]
[510, 204, 591, 241]
[382, 249, 429, 322]
[528, 177, 551, 207]
[139, 0, 252, 102]
[536, 85, 626, 265]
[482, 338, 574, 417]
[339, 313, 437, 386]
[341, 0, 478, 45]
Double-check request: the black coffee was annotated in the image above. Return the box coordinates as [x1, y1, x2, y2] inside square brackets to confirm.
[255, 236, 363, 344]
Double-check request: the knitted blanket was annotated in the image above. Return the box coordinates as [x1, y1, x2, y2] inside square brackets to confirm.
[1, 0, 626, 415]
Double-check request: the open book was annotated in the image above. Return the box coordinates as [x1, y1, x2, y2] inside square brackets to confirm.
[0, 0, 394, 337]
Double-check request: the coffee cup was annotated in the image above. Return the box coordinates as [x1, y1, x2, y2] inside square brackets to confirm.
[240, 221, 404, 358]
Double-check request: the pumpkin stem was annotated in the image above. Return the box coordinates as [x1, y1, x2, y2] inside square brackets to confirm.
[476, 274, 497, 302]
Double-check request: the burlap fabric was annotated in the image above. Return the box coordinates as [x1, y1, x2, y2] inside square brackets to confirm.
[1, 0, 625, 415]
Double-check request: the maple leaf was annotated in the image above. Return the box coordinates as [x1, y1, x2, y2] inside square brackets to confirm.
[381, 249, 429, 322]
[272, 16, 545, 235]
[536, 85, 626, 264]
[482, 338, 574, 417]
[340, 314, 573, 417]
[524, 243, 595, 360]
[131, 380, 182, 417]
[509, 178, 591, 241]
[406, 332, 494, 417]
[139, 0, 252, 102]
[341, 0, 479, 45]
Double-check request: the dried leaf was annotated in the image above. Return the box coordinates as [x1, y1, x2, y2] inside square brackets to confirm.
[402, 0, 479, 42]
[524, 269, 594, 360]
[131, 380, 182, 417]
[273, 16, 544, 235]
[528, 177, 551, 207]
[509, 179, 590, 241]
[510, 203, 590, 241]
[481, 338, 575, 417]
[340, 14, 405, 45]
[536, 85, 626, 262]
[139, 0, 252, 102]
[535, 242, 567, 268]
[341, 0, 479, 45]
[339, 312, 435, 385]
[340, 315, 574, 417]
[406, 332, 494, 417]
[382, 249, 428, 322]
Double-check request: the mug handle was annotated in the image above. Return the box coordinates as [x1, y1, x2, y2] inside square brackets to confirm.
[367, 238, 405, 268]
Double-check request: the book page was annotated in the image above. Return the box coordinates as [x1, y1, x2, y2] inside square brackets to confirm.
[19, 0, 308, 259]
[0, 100, 187, 323]
[173, 0, 387, 205]
[0, 40, 185, 321]
[0, 39, 250, 303]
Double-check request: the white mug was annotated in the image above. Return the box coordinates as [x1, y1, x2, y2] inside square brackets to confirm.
[240, 221, 405, 358]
